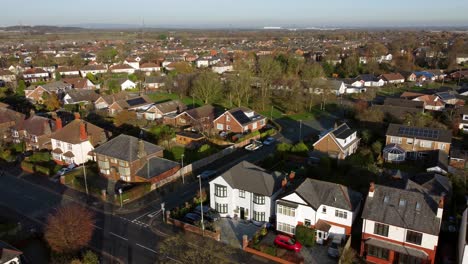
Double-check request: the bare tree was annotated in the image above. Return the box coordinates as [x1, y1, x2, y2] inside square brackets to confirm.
[258, 56, 281, 110]
[228, 70, 252, 107]
[192, 71, 222, 104]
[45, 204, 95, 253]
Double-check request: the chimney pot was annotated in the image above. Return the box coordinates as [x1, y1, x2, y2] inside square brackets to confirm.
[55, 117, 62, 130]
[74, 112, 81, 120]
[369, 182, 375, 197]
[79, 121, 87, 141]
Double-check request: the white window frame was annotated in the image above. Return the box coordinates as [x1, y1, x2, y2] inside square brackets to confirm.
[277, 222, 295, 234]
[277, 204, 296, 217]
[216, 123, 224, 130]
[390, 136, 402, 144]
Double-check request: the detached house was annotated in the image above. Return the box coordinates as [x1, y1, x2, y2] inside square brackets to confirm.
[380, 73, 405, 84]
[22, 67, 49, 82]
[93, 134, 179, 184]
[213, 107, 267, 134]
[383, 124, 452, 162]
[458, 106, 468, 133]
[312, 123, 360, 160]
[144, 100, 186, 120]
[108, 95, 153, 116]
[139, 62, 161, 73]
[11, 111, 55, 150]
[51, 113, 110, 165]
[360, 183, 443, 264]
[209, 161, 283, 222]
[164, 105, 219, 132]
[93, 92, 131, 110]
[109, 64, 135, 74]
[0, 69, 16, 83]
[56, 66, 80, 77]
[25, 81, 72, 103]
[80, 64, 107, 76]
[413, 95, 445, 111]
[0, 105, 25, 142]
[276, 179, 362, 243]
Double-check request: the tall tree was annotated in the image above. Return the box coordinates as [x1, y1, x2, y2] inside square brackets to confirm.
[228, 70, 252, 107]
[45, 204, 94, 253]
[42, 92, 61, 111]
[301, 63, 325, 80]
[258, 56, 281, 110]
[192, 71, 222, 104]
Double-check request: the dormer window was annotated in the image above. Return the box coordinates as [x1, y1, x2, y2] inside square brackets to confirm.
[322, 206, 327, 214]
[399, 199, 406, 207]
[226, 115, 230, 122]
[415, 202, 421, 211]
[383, 196, 389, 203]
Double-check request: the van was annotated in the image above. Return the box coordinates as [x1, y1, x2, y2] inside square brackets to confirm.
[327, 236, 343, 258]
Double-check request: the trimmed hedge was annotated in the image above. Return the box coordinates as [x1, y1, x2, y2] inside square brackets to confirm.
[295, 225, 316, 247]
[260, 128, 276, 139]
[34, 165, 50, 176]
[21, 161, 34, 172]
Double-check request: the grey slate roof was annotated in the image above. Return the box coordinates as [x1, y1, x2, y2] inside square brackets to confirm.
[361, 184, 441, 235]
[218, 161, 283, 196]
[136, 157, 179, 179]
[281, 178, 362, 211]
[384, 98, 425, 109]
[93, 134, 163, 162]
[386, 123, 452, 143]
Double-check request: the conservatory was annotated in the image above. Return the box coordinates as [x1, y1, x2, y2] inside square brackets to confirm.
[383, 144, 406, 162]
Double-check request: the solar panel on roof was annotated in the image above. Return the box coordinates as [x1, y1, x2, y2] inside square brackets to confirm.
[398, 126, 440, 140]
[127, 97, 146, 106]
[231, 110, 251, 125]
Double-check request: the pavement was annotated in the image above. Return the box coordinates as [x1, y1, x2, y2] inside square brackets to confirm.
[218, 218, 261, 249]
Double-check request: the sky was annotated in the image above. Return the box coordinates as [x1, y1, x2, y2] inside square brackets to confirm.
[1, 0, 468, 28]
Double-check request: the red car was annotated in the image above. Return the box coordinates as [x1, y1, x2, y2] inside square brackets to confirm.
[274, 235, 302, 252]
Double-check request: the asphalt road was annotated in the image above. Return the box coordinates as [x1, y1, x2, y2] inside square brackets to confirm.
[0, 143, 277, 264]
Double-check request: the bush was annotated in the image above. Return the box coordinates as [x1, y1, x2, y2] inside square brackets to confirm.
[0, 149, 14, 162]
[291, 141, 309, 156]
[35, 165, 50, 176]
[260, 128, 275, 139]
[237, 130, 260, 142]
[21, 161, 34, 172]
[10, 143, 24, 153]
[276, 142, 292, 152]
[82, 250, 99, 264]
[28, 152, 51, 162]
[295, 225, 316, 247]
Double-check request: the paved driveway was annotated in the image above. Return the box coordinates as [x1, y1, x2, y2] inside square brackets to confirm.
[219, 218, 261, 249]
[301, 244, 338, 264]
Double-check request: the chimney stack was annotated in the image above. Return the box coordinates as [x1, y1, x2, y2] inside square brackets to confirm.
[74, 112, 81, 120]
[368, 182, 375, 198]
[79, 121, 87, 141]
[137, 139, 146, 158]
[437, 195, 444, 218]
[288, 171, 296, 182]
[55, 117, 62, 130]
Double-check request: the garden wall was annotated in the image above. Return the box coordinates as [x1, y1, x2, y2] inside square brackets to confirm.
[165, 211, 220, 241]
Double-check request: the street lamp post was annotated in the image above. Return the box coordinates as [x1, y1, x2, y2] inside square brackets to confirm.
[118, 188, 123, 208]
[181, 154, 185, 184]
[299, 120, 302, 142]
[80, 143, 89, 195]
[197, 175, 205, 236]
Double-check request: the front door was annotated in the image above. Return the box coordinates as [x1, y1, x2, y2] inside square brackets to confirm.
[240, 207, 245, 220]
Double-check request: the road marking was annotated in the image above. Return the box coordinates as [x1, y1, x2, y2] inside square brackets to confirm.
[135, 243, 157, 254]
[109, 232, 128, 241]
[148, 209, 162, 218]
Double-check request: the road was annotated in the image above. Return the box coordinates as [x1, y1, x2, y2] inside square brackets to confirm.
[0, 143, 277, 264]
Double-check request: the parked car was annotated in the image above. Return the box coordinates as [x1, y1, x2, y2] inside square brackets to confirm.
[183, 213, 201, 225]
[199, 170, 217, 180]
[327, 235, 343, 258]
[193, 205, 220, 222]
[262, 137, 276, 145]
[55, 167, 72, 177]
[245, 140, 263, 151]
[274, 235, 302, 252]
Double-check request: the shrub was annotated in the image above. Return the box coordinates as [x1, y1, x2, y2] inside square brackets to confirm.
[10, 143, 24, 153]
[82, 250, 99, 264]
[276, 142, 292, 152]
[295, 225, 316, 247]
[0, 149, 14, 162]
[291, 141, 309, 156]
[28, 152, 51, 162]
[35, 165, 50, 176]
[21, 161, 34, 172]
[260, 128, 276, 138]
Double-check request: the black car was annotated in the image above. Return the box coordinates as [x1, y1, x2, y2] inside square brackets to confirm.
[193, 205, 220, 222]
[183, 213, 201, 225]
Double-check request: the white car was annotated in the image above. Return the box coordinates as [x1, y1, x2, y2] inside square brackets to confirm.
[245, 140, 263, 151]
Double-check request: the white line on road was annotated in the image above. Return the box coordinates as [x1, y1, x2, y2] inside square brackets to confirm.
[109, 232, 128, 241]
[135, 243, 157, 254]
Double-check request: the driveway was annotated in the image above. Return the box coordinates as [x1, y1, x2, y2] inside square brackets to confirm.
[301, 244, 338, 264]
[219, 218, 261, 249]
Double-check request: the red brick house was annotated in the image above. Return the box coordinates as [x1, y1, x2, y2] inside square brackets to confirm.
[213, 107, 266, 134]
[164, 105, 218, 133]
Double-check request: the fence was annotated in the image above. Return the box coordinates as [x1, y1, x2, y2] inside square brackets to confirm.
[338, 235, 353, 264]
[165, 211, 220, 241]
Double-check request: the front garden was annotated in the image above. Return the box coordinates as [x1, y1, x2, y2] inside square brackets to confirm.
[21, 151, 62, 177]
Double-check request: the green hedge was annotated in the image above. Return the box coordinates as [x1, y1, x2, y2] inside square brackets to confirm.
[28, 152, 51, 162]
[295, 225, 316, 247]
[260, 128, 276, 139]
[21, 161, 34, 172]
[35, 165, 50, 176]
[118, 183, 152, 203]
[237, 130, 260, 143]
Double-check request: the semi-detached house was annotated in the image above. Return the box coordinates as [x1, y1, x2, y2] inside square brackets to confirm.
[275, 179, 362, 244]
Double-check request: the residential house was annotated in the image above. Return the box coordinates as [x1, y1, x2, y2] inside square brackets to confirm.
[80, 64, 107, 76]
[458, 205, 468, 264]
[380, 73, 405, 84]
[356, 74, 385, 87]
[124, 58, 140, 69]
[139, 62, 161, 74]
[458, 106, 468, 133]
[51, 113, 110, 165]
[175, 131, 205, 147]
[276, 178, 362, 243]
[0, 105, 25, 142]
[456, 55, 468, 65]
[22, 67, 49, 82]
[11, 111, 54, 150]
[312, 123, 360, 160]
[56, 66, 80, 77]
[0, 241, 23, 264]
[209, 161, 283, 222]
[414, 71, 436, 82]
[360, 183, 443, 264]
[400, 72, 417, 82]
[118, 79, 137, 91]
[383, 124, 452, 162]
[413, 95, 445, 111]
[24, 81, 72, 103]
[63, 77, 96, 90]
[213, 107, 267, 134]
[108, 95, 153, 116]
[62, 89, 100, 105]
[144, 100, 186, 120]
[212, 61, 233, 74]
[93, 134, 179, 184]
[0, 69, 16, 83]
[144, 76, 165, 90]
[435, 92, 457, 105]
[109, 64, 135, 74]
[93, 92, 132, 110]
[449, 148, 467, 170]
[164, 105, 219, 132]
[449, 70, 468, 80]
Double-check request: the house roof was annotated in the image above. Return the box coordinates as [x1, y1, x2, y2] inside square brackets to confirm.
[384, 98, 425, 109]
[361, 184, 441, 235]
[109, 64, 133, 70]
[0, 69, 14, 76]
[63, 77, 90, 89]
[57, 66, 79, 73]
[400, 91, 425, 100]
[381, 73, 405, 81]
[364, 239, 428, 259]
[386, 123, 452, 143]
[93, 134, 163, 162]
[216, 161, 283, 196]
[23, 68, 47, 74]
[436, 91, 457, 101]
[410, 173, 452, 197]
[99, 91, 132, 104]
[152, 100, 187, 114]
[27, 81, 70, 92]
[51, 119, 108, 146]
[0, 247, 22, 263]
[415, 95, 444, 107]
[140, 62, 160, 68]
[184, 104, 218, 121]
[0, 107, 25, 126]
[114, 95, 152, 109]
[332, 123, 354, 139]
[65, 89, 100, 103]
[279, 178, 362, 211]
[145, 76, 166, 84]
[176, 131, 205, 140]
[80, 64, 107, 71]
[136, 157, 179, 179]
[21, 115, 52, 136]
[357, 74, 379, 82]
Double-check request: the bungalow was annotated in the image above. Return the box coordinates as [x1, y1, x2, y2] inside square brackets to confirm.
[93, 134, 179, 184]
[63, 77, 96, 90]
[80, 64, 107, 76]
[380, 73, 405, 84]
[355, 74, 385, 87]
[62, 89, 100, 105]
[312, 123, 360, 160]
[56, 66, 80, 77]
[213, 107, 267, 134]
[94, 92, 133, 110]
[276, 178, 362, 243]
[164, 105, 219, 132]
[212, 61, 233, 74]
[124, 58, 140, 69]
[209, 161, 283, 222]
[22, 67, 49, 82]
[144, 76, 166, 90]
[413, 95, 445, 111]
[108, 95, 153, 116]
[139, 62, 161, 73]
[435, 91, 457, 105]
[414, 71, 436, 82]
[51, 113, 110, 165]
[0, 69, 16, 83]
[109, 64, 135, 74]
[119, 79, 137, 91]
[144, 100, 186, 120]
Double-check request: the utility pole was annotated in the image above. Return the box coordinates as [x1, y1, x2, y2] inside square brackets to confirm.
[198, 175, 205, 236]
[181, 154, 185, 184]
[299, 120, 302, 142]
[80, 143, 89, 195]
[119, 188, 123, 208]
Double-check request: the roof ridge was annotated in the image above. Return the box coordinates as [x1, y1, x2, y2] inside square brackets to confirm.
[338, 184, 353, 210]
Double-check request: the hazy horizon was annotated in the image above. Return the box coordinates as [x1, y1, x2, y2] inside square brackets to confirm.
[1, 0, 468, 28]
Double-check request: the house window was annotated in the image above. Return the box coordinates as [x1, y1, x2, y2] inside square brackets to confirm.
[374, 223, 389, 237]
[399, 254, 424, 264]
[215, 184, 227, 197]
[383, 196, 390, 203]
[226, 115, 230, 121]
[304, 219, 311, 227]
[439, 143, 446, 150]
[407, 138, 413, 144]
[390, 137, 402, 144]
[277, 204, 296, 217]
[56, 141, 61, 147]
[239, 190, 245, 198]
[322, 206, 327, 214]
[253, 194, 265, 205]
[217, 123, 224, 130]
[335, 210, 347, 219]
[215, 202, 228, 214]
[226, 125, 231, 131]
[67, 143, 72, 151]
[420, 140, 432, 148]
[406, 230, 422, 245]
[277, 222, 295, 234]
[399, 199, 407, 207]
[260, 119, 265, 126]
[367, 245, 389, 260]
[119, 166, 130, 177]
[416, 202, 421, 211]
[119, 160, 128, 167]
[253, 211, 265, 222]
[98, 160, 110, 169]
